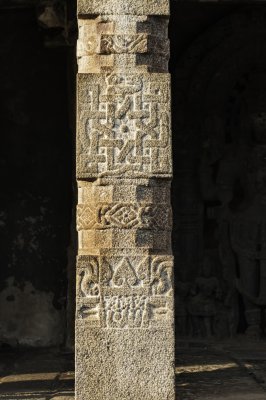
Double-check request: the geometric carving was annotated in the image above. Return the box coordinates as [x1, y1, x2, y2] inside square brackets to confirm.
[77, 73, 172, 178]
[77, 203, 172, 230]
[77, 255, 173, 329]
[77, 181, 172, 255]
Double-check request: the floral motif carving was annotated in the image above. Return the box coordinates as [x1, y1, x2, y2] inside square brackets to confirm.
[112, 258, 139, 287]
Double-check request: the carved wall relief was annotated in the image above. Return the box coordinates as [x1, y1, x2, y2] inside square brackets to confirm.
[173, 9, 266, 339]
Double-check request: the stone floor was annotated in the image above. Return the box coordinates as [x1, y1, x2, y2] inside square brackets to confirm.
[175, 340, 266, 400]
[1, 341, 266, 399]
[0, 347, 74, 399]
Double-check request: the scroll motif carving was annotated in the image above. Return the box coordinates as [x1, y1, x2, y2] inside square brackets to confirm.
[77, 73, 172, 178]
[78, 257, 100, 297]
[151, 257, 173, 295]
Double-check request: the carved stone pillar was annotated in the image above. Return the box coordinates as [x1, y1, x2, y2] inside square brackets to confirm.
[75, 1, 175, 399]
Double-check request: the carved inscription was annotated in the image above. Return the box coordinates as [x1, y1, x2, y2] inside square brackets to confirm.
[104, 295, 148, 328]
[77, 73, 172, 178]
[77, 256, 173, 328]
[77, 203, 172, 230]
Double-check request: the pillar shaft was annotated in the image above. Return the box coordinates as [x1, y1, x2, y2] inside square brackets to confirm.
[75, 1, 175, 399]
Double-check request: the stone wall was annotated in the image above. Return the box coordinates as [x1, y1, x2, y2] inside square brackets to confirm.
[0, 8, 73, 347]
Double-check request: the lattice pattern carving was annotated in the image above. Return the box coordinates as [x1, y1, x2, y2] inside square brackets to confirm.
[77, 73, 172, 178]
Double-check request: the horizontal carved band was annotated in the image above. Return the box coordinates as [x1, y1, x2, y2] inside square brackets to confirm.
[77, 73, 172, 179]
[76, 255, 173, 329]
[77, 16, 169, 73]
[77, 203, 172, 230]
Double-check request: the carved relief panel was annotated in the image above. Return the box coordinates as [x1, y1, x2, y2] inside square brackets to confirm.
[77, 73, 172, 179]
[76, 255, 173, 329]
[173, 9, 266, 339]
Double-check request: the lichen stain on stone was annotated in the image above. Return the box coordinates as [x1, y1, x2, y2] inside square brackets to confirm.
[0, 277, 64, 347]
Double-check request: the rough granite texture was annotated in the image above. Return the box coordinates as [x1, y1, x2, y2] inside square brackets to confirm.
[76, 1, 174, 399]
[77, 0, 169, 16]
[75, 327, 175, 400]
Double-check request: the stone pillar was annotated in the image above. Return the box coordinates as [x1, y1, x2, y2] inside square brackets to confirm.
[75, 1, 175, 399]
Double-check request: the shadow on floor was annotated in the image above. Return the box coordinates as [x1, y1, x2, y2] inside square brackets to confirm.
[0, 347, 74, 400]
[1, 342, 266, 400]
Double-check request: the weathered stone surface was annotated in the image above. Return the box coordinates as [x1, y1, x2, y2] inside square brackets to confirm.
[77, 203, 172, 230]
[77, 0, 169, 16]
[77, 180, 172, 254]
[78, 178, 171, 202]
[78, 229, 172, 255]
[77, 73, 172, 179]
[76, 1, 174, 398]
[76, 254, 174, 400]
[77, 16, 169, 73]
[76, 325, 174, 400]
[76, 255, 173, 324]
[75, 327, 175, 400]
[77, 181, 172, 231]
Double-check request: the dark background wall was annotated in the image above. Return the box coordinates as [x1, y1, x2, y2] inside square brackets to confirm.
[0, 7, 73, 347]
[170, 3, 266, 337]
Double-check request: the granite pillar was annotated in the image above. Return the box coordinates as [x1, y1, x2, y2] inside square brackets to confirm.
[75, 1, 175, 399]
